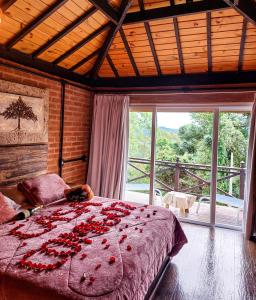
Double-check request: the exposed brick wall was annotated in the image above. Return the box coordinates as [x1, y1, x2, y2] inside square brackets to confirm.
[0, 60, 94, 185]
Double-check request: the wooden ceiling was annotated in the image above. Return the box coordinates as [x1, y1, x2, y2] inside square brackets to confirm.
[0, 0, 256, 89]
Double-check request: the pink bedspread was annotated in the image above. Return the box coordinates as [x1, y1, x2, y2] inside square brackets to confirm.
[0, 197, 187, 300]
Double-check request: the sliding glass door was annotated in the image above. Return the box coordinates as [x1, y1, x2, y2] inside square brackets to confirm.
[155, 111, 214, 224]
[125, 106, 251, 230]
[125, 110, 153, 205]
[215, 111, 250, 227]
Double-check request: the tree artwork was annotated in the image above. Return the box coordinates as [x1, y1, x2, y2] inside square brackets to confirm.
[0, 96, 38, 130]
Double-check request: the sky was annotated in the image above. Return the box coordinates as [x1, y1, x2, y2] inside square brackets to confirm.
[157, 112, 192, 129]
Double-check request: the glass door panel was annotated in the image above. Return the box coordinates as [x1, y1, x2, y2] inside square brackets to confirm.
[125, 111, 152, 205]
[155, 111, 214, 224]
[216, 112, 250, 228]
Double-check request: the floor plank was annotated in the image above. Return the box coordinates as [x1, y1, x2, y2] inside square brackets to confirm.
[153, 223, 256, 300]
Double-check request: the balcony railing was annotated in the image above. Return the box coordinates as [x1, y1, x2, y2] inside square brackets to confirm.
[127, 157, 246, 200]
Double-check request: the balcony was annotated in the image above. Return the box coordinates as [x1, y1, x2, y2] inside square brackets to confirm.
[125, 157, 246, 228]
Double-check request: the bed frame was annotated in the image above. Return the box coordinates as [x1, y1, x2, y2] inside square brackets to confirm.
[144, 256, 171, 300]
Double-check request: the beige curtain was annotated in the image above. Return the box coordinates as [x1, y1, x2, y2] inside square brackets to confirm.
[245, 100, 256, 239]
[87, 94, 129, 200]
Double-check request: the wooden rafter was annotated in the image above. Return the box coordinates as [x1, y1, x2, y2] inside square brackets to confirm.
[138, 0, 161, 75]
[238, 18, 248, 71]
[70, 48, 100, 72]
[90, 0, 132, 79]
[88, 0, 118, 24]
[0, 0, 16, 12]
[119, 27, 140, 77]
[124, 0, 229, 25]
[33, 7, 97, 58]
[53, 23, 111, 65]
[144, 22, 161, 76]
[106, 54, 119, 77]
[6, 0, 68, 49]
[173, 17, 184, 74]
[223, 0, 256, 25]
[207, 12, 212, 72]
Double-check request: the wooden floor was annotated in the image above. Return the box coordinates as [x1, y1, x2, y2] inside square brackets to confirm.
[171, 202, 243, 228]
[153, 223, 256, 300]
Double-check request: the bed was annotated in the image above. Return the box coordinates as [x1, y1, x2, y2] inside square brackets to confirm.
[0, 192, 187, 299]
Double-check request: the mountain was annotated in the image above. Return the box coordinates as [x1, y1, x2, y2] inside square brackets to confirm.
[159, 126, 178, 134]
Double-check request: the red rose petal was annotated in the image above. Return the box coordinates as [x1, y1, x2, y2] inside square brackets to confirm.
[127, 245, 132, 251]
[84, 238, 92, 244]
[95, 264, 101, 270]
[109, 256, 115, 264]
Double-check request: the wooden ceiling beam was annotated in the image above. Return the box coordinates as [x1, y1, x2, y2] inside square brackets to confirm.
[0, 0, 16, 12]
[106, 54, 119, 78]
[223, 0, 256, 25]
[238, 18, 248, 71]
[206, 12, 212, 72]
[88, 0, 118, 24]
[144, 22, 161, 76]
[173, 17, 184, 74]
[6, 0, 68, 49]
[138, 0, 162, 75]
[90, 0, 132, 79]
[53, 23, 111, 65]
[119, 27, 140, 77]
[92, 71, 256, 89]
[69, 48, 100, 72]
[138, 0, 161, 75]
[124, 0, 229, 25]
[33, 7, 97, 58]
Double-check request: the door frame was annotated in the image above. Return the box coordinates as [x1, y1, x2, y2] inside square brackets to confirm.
[129, 103, 252, 230]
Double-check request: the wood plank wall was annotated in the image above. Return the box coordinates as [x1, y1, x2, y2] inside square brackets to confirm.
[0, 144, 48, 186]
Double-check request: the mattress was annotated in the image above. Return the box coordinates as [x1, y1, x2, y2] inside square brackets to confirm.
[0, 197, 187, 300]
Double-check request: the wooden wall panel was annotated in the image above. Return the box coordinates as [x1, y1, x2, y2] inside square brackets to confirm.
[0, 144, 48, 187]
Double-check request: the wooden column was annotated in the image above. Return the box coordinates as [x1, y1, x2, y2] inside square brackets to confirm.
[240, 161, 245, 200]
[174, 157, 180, 191]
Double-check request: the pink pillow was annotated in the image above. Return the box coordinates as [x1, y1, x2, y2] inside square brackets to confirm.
[0, 192, 17, 224]
[18, 174, 70, 206]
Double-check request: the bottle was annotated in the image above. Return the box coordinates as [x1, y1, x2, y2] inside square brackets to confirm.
[15, 206, 43, 220]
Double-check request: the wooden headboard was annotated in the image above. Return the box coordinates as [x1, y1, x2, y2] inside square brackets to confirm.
[0, 79, 49, 187]
[0, 144, 48, 186]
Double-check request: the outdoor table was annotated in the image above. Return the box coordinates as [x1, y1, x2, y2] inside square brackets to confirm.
[163, 191, 197, 215]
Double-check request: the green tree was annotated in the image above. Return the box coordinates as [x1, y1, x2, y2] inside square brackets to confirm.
[127, 111, 250, 198]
